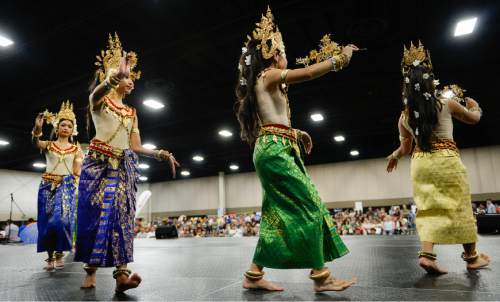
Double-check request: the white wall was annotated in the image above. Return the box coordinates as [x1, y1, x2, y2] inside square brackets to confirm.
[149, 176, 219, 213]
[1, 145, 499, 219]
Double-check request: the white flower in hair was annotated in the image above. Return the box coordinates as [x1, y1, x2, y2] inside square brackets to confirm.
[412, 59, 421, 66]
[240, 77, 247, 86]
[414, 111, 420, 118]
[245, 55, 251, 66]
[242, 47, 248, 54]
[405, 77, 410, 83]
[403, 98, 408, 105]
[423, 92, 432, 100]
[414, 83, 420, 91]
[433, 79, 440, 86]
[423, 73, 429, 79]
[415, 128, 419, 136]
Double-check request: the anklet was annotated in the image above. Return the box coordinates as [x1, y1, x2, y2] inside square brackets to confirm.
[244, 270, 264, 280]
[418, 251, 437, 261]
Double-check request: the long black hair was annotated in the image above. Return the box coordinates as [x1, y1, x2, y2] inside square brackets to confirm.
[234, 39, 276, 146]
[402, 64, 442, 152]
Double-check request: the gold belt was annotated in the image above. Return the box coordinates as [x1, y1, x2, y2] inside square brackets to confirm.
[414, 138, 458, 153]
[258, 124, 298, 142]
[89, 139, 124, 169]
[41, 173, 63, 185]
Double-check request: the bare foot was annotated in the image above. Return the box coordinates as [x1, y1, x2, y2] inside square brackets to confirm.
[242, 277, 284, 291]
[55, 257, 65, 269]
[314, 276, 357, 292]
[467, 253, 490, 270]
[44, 261, 55, 272]
[115, 272, 142, 293]
[419, 257, 448, 275]
[80, 271, 97, 289]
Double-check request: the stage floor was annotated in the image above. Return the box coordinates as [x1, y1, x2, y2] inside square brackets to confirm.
[1, 235, 499, 301]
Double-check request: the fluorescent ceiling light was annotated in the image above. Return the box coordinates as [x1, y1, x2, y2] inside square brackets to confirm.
[33, 162, 46, 168]
[310, 113, 324, 122]
[454, 17, 477, 36]
[333, 135, 345, 142]
[193, 155, 204, 162]
[143, 143, 157, 150]
[218, 129, 233, 137]
[143, 99, 165, 110]
[138, 163, 150, 170]
[0, 35, 14, 47]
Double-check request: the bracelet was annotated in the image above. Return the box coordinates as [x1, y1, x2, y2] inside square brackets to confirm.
[31, 129, 43, 138]
[468, 106, 483, 117]
[155, 149, 171, 161]
[390, 151, 401, 160]
[329, 54, 349, 72]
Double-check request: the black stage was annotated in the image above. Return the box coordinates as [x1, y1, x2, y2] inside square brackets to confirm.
[1, 236, 498, 301]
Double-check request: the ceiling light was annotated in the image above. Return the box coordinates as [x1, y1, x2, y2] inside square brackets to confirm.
[350, 150, 360, 157]
[218, 129, 233, 137]
[138, 163, 150, 170]
[310, 113, 324, 122]
[143, 99, 165, 110]
[181, 170, 190, 176]
[333, 135, 345, 142]
[33, 162, 46, 168]
[139, 176, 148, 181]
[0, 139, 9, 146]
[193, 155, 204, 162]
[0, 35, 14, 47]
[229, 164, 239, 171]
[454, 17, 477, 36]
[142, 143, 157, 150]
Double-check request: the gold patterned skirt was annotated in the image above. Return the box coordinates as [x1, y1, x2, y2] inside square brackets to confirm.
[411, 141, 477, 244]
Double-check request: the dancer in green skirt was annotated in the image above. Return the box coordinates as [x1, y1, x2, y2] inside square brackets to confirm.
[234, 6, 358, 292]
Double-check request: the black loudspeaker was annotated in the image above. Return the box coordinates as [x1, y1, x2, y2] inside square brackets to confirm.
[477, 214, 500, 234]
[155, 225, 178, 239]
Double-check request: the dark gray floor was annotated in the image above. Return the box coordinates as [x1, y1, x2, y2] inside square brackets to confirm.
[1, 235, 498, 301]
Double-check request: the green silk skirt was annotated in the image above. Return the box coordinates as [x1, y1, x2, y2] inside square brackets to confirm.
[252, 133, 349, 269]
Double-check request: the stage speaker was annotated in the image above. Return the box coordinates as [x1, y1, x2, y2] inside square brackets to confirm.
[477, 214, 500, 234]
[155, 225, 178, 239]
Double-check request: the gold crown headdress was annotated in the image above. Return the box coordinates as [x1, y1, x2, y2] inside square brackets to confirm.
[442, 84, 466, 99]
[95, 32, 141, 82]
[402, 40, 433, 75]
[43, 100, 78, 136]
[246, 6, 285, 59]
[296, 34, 343, 66]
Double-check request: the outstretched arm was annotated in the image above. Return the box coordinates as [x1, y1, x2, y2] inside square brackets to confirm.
[263, 45, 359, 88]
[129, 113, 180, 178]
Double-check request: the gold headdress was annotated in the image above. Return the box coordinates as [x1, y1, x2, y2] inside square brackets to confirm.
[402, 40, 433, 75]
[442, 84, 466, 99]
[43, 101, 78, 136]
[247, 6, 285, 59]
[296, 34, 343, 66]
[95, 32, 141, 82]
